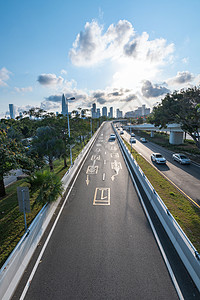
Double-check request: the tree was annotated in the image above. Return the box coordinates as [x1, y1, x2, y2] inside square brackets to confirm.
[149, 87, 200, 149]
[26, 170, 63, 206]
[31, 126, 64, 171]
[0, 128, 34, 197]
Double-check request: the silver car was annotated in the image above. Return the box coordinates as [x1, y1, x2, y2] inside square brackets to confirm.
[172, 153, 191, 165]
[151, 153, 166, 164]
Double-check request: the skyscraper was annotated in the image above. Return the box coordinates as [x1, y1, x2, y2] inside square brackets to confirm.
[110, 107, 113, 118]
[92, 103, 96, 118]
[61, 94, 68, 116]
[102, 106, 107, 117]
[9, 104, 15, 119]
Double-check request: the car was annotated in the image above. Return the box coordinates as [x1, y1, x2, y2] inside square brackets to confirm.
[140, 137, 147, 143]
[131, 133, 135, 137]
[120, 131, 124, 135]
[109, 134, 116, 141]
[151, 153, 166, 164]
[130, 137, 136, 143]
[172, 153, 191, 165]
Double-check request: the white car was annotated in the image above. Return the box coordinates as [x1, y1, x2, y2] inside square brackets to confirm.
[151, 153, 166, 164]
[120, 131, 124, 135]
[172, 153, 191, 165]
[130, 137, 136, 143]
[131, 133, 135, 137]
[140, 137, 147, 143]
[109, 134, 116, 141]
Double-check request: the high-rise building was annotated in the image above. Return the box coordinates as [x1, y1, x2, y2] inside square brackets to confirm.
[9, 104, 15, 119]
[116, 108, 123, 118]
[102, 106, 107, 117]
[92, 103, 96, 118]
[109, 107, 113, 118]
[96, 108, 100, 118]
[61, 94, 68, 116]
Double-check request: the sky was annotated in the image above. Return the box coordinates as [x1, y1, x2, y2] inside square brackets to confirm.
[0, 0, 200, 118]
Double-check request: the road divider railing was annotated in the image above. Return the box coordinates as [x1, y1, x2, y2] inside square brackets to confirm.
[0, 124, 103, 300]
[113, 124, 200, 292]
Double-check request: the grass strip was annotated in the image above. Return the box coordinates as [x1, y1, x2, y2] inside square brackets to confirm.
[122, 137, 200, 253]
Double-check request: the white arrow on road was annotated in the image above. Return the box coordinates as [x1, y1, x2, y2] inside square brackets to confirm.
[86, 175, 90, 185]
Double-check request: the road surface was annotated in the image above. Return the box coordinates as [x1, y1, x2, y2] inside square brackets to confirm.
[13, 122, 199, 299]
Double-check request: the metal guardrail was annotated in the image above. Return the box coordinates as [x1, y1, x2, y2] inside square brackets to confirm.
[113, 124, 200, 292]
[0, 124, 103, 300]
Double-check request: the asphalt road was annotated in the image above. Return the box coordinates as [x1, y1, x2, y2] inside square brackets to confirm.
[4, 169, 23, 186]
[13, 122, 200, 299]
[122, 129, 200, 207]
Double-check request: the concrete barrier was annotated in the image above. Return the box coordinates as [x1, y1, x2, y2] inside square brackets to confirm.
[0, 124, 103, 300]
[113, 124, 200, 292]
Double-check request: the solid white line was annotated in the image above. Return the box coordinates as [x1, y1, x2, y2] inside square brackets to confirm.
[120, 149, 184, 300]
[20, 139, 94, 299]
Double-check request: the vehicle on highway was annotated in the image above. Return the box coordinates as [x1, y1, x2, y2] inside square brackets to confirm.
[131, 133, 135, 137]
[120, 130, 124, 135]
[151, 153, 166, 164]
[109, 134, 116, 141]
[172, 153, 191, 165]
[140, 137, 147, 143]
[130, 137, 136, 143]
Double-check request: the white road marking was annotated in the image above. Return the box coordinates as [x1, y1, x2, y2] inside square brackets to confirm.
[104, 160, 106, 165]
[111, 160, 122, 181]
[93, 188, 110, 205]
[103, 173, 106, 181]
[86, 175, 90, 185]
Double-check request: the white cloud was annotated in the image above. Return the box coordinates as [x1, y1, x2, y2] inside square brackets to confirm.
[167, 71, 194, 85]
[14, 86, 33, 93]
[37, 73, 64, 86]
[0, 67, 12, 87]
[61, 69, 67, 75]
[141, 80, 170, 98]
[69, 20, 174, 68]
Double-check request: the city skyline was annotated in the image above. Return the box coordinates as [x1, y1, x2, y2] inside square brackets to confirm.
[1, 1, 200, 119]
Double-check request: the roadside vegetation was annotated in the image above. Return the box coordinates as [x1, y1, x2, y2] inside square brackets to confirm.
[123, 137, 200, 253]
[0, 109, 101, 267]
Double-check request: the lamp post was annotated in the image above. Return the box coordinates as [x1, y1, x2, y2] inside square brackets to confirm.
[65, 96, 75, 165]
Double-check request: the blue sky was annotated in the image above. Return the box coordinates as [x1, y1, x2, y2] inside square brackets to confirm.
[0, 0, 200, 118]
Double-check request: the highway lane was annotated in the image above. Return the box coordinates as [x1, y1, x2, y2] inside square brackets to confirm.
[122, 129, 200, 207]
[13, 122, 199, 299]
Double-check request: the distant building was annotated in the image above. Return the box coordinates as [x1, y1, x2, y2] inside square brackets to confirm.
[102, 106, 107, 117]
[91, 103, 97, 118]
[61, 94, 68, 116]
[109, 107, 113, 118]
[9, 104, 15, 119]
[124, 104, 150, 118]
[116, 108, 123, 118]
[96, 108, 100, 118]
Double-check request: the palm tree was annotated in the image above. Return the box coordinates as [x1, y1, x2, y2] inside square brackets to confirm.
[26, 170, 63, 206]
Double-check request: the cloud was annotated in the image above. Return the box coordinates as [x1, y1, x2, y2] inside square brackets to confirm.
[69, 19, 135, 66]
[14, 86, 33, 93]
[37, 73, 64, 86]
[167, 71, 194, 85]
[40, 101, 61, 111]
[0, 67, 12, 86]
[141, 80, 170, 98]
[69, 19, 174, 68]
[60, 69, 67, 75]
[121, 94, 137, 102]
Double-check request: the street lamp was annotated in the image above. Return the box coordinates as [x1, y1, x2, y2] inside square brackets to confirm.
[65, 95, 75, 165]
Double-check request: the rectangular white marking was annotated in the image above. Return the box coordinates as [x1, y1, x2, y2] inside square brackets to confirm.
[103, 173, 106, 181]
[93, 188, 110, 205]
[86, 166, 98, 174]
